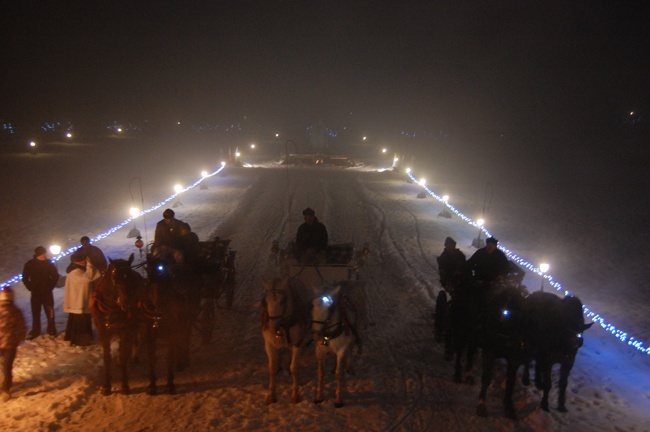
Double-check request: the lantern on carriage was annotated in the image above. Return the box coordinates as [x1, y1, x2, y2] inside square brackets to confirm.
[135, 236, 144, 257]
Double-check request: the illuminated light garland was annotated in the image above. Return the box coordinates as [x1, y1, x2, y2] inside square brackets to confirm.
[406, 171, 650, 356]
[1, 163, 227, 289]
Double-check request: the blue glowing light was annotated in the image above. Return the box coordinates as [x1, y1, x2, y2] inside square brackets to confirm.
[321, 295, 333, 305]
[407, 171, 650, 356]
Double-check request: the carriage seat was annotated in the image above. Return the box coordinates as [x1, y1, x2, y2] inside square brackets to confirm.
[326, 243, 354, 266]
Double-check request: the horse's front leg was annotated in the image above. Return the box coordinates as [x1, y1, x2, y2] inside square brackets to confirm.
[334, 348, 348, 408]
[100, 330, 112, 396]
[118, 332, 132, 395]
[165, 338, 177, 395]
[539, 358, 552, 412]
[476, 350, 493, 417]
[146, 327, 158, 395]
[314, 346, 326, 404]
[503, 360, 520, 420]
[264, 340, 278, 405]
[557, 357, 575, 413]
[289, 345, 301, 403]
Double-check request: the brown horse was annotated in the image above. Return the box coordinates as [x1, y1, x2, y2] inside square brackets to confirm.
[143, 255, 194, 395]
[92, 253, 148, 395]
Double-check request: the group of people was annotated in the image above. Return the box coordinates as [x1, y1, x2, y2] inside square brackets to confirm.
[437, 235, 510, 293]
[0, 235, 107, 401]
[0, 207, 204, 402]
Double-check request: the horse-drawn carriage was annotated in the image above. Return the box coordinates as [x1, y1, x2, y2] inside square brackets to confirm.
[91, 236, 236, 396]
[195, 237, 237, 343]
[261, 241, 369, 406]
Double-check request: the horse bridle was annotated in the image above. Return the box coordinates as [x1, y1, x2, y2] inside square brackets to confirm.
[312, 295, 346, 345]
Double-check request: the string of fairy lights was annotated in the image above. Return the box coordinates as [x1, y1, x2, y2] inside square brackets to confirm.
[406, 171, 650, 356]
[0, 162, 226, 289]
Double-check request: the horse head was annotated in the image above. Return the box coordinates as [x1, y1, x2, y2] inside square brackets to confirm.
[311, 284, 342, 339]
[108, 253, 140, 312]
[261, 277, 293, 333]
[558, 295, 594, 351]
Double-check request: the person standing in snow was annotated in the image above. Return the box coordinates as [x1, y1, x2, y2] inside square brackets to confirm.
[63, 251, 101, 346]
[21, 246, 60, 339]
[0, 287, 27, 402]
[437, 237, 467, 290]
[295, 207, 328, 261]
[79, 236, 108, 273]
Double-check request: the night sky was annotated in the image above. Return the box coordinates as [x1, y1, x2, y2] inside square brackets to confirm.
[1, 1, 648, 137]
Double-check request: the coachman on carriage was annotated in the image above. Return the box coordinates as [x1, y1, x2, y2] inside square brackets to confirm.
[261, 239, 369, 406]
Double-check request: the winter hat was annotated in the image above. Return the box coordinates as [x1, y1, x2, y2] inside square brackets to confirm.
[34, 246, 47, 257]
[444, 237, 456, 246]
[302, 207, 315, 216]
[486, 237, 498, 244]
[163, 208, 175, 219]
[0, 286, 14, 302]
[71, 250, 87, 263]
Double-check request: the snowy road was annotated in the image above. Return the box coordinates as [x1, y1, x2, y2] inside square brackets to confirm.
[2, 160, 649, 431]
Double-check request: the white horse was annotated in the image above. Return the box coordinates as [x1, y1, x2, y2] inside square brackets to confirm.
[261, 277, 312, 404]
[311, 284, 362, 408]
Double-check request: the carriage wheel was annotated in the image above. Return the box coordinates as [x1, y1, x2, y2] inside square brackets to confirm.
[224, 251, 236, 309]
[199, 297, 215, 345]
[225, 283, 235, 310]
[434, 290, 448, 342]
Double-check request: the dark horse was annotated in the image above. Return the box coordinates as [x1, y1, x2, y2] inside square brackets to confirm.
[92, 254, 148, 395]
[143, 255, 194, 395]
[437, 278, 481, 384]
[521, 292, 593, 412]
[476, 282, 527, 419]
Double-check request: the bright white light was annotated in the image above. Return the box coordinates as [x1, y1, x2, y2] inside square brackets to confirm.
[201, 170, 208, 178]
[362, 136, 367, 141]
[250, 143, 255, 149]
[130, 207, 140, 218]
[393, 156, 399, 163]
[275, 133, 279, 137]
[477, 218, 484, 227]
[630, 111, 635, 116]
[419, 178, 426, 186]
[174, 184, 183, 194]
[66, 132, 72, 138]
[235, 152, 241, 158]
[221, 161, 226, 166]
[539, 262, 550, 273]
[49, 245, 61, 255]
[177, 121, 181, 125]
[29, 141, 36, 147]
[117, 128, 122, 133]
[406, 167, 411, 173]
[442, 195, 449, 203]
[321, 295, 333, 305]
[382, 148, 387, 153]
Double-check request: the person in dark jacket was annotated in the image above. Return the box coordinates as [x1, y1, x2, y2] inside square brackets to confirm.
[437, 237, 466, 290]
[296, 207, 328, 260]
[0, 287, 26, 402]
[465, 237, 510, 284]
[153, 208, 184, 257]
[79, 236, 108, 273]
[21, 246, 60, 339]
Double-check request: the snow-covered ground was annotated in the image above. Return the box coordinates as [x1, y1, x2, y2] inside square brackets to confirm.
[1, 133, 649, 431]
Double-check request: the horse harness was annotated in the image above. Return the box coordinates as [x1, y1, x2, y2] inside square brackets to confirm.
[312, 294, 357, 347]
[262, 288, 302, 345]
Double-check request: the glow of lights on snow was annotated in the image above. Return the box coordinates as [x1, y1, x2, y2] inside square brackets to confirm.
[406, 170, 650, 356]
[0, 163, 227, 289]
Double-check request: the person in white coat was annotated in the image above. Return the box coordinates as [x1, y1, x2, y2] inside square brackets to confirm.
[63, 250, 101, 346]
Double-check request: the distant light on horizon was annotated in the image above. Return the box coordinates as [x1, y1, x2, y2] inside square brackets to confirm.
[129, 207, 140, 217]
[174, 184, 183, 193]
